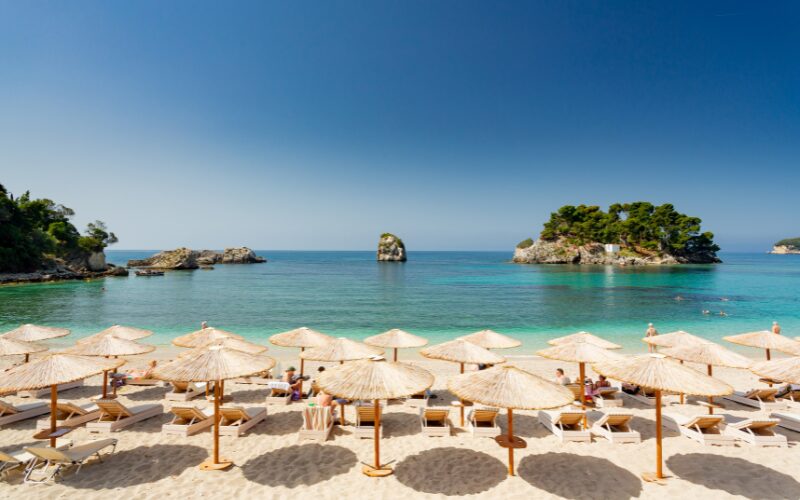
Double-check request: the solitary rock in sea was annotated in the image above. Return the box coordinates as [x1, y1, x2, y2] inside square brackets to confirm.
[377, 233, 407, 262]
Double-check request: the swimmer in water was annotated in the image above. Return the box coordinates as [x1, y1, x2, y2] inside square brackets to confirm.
[675, 295, 684, 301]
[721, 297, 729, 302]
[718, 311, 727, 317]
[702, 310, 710, 315]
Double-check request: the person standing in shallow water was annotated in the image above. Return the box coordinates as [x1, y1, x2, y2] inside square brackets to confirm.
[772, 321, 781, 335]
[645, 323, 658, 352]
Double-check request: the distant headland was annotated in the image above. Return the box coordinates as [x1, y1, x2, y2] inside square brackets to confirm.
[513, 202, 721, 265]
[770, 238, 800, 254]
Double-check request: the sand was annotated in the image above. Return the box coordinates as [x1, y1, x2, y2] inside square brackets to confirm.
[0, 348, 798, 499]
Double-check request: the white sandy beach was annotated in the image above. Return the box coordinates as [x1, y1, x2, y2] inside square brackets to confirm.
[0, 350, 798, 499]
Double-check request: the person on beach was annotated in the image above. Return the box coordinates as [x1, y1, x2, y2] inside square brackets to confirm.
[283, 366, 309, 400]
[645, 323, 658, 352]
[772, 321, 781, 335]
[554, 368, 571, 385]
[201, 321, 208, 329]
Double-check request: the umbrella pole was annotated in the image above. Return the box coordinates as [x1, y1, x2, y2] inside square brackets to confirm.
[459, 362, 465, 427]
[102, 370, 109, 399]
[579, 362, 587, 429]
[707, 365, 714, 414]
[765, 349, 773, 387]
[507, 408, 514, 476]
[200, 379, 232, 471]
[363, 398, 392, 477]
[679, 360, 685, 404]
[25, 353, 29, 363]
[299, 348, 305, 395]
[393, 348, 397, 362]
[643, 389, 665, 483]
[49, 384, 57, 448]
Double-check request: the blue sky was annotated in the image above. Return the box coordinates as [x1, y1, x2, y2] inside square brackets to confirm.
[1, 2, 798, 251]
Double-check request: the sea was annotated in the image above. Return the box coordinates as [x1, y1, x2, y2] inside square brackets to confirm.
[0, 251, 797, 353]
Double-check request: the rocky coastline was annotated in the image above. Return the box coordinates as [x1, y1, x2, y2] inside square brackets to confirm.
[512, 238, 721, 265]
[0, 252, 128, 285]
[128, 247, 266, 269]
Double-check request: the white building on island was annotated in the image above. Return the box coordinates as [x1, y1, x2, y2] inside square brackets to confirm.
[604, 244, 620, 254]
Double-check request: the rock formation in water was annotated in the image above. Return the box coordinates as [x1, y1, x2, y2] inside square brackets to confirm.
[128, 247, 266, 269]
[377, 233, 407, 262]
[770, 238, 800, 254]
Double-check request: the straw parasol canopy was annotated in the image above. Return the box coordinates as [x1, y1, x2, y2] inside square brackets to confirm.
[723, 331, 800, 359]
[300, 337, 384, 363]
[0, 337, 47, 357]
[2, 324, 70, 342]
[269, 326, 331, 348]
[317, 356, 434, 477]
[153, 345, 275, 471]
[420, 339, 506, 368]
[536, 341, 623, 424]
[269, 327, 332, 376]
[448, 365, 573, 476]
[172, 327, 243, 348]
[194, 337, 267, 355]
[364, 329, 428, 361]
[78, 325, 154, 344]
[641, 330, 705, 348]
[592, 353, 732, 482]
[458, 329, 522, 349]
[750, 356, 800, 385]
[547, 331, 621, 349]
[0, 354, 124, 447]
[65, 335, 155, 399]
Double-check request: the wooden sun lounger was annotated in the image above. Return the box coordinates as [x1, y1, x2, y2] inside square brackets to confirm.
[18, 380, 84, 399]
[0, 400, 50, 427]
[354, 404, 384, 439]
[36, 402, 100, 430]
[265, 381, 293, 405]
[590, 412, 640, 443]
[777, 387, 800, 410]
[0, 439, 72, 476]
[86, 400, 163, 433]
[218, 406, 266, 437]
[722, 418, 787, 447]
[662, 413, 735, 446]
[23, 438, 117, 483]
[420, 407, 451, 437]
[467, 407, 501, 438]
[165, 382, 206, 402]
[405, 390, 430, 409]
[592, 387, 623, 408]
[162, 406, 214, 436]
[769, 411, 800, 433]
[622, 388, 675, 407]
[723, 389, 786, 412]
[298, 406, 334, 442]
[539, 410, 591, 443]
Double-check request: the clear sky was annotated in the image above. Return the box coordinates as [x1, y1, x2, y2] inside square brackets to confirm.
[1, 2, 798, 251]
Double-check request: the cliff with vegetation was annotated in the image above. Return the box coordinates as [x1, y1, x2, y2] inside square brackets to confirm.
[0, 184, 124, 283]
[377, 233, 406, 262]
[770, 237, 800, 254]
[513, 202, 721, 265]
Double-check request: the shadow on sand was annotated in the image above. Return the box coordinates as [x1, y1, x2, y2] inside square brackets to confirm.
[63, 444, 206, 488]
[242, 443, 356, 487]
[667, 453, 800, 499]
[394, 447, 506, 495]
[518, 452, 642, 500]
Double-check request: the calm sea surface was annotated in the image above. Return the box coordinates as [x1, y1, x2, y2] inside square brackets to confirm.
[0, 251, 798, 352]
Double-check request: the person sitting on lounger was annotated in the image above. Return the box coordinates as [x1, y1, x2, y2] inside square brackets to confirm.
[283, 366, 309, 400]
[621, 382, 640, 395]
[776, 383, 800, 398]
[587, 375, 611, 397]
[554, 368, 571, 386]
[113, 360, 158, 384]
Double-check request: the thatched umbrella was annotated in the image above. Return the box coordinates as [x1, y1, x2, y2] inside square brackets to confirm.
[0, 337, 47, 364]
[194, 337, 267, 355]
[458, 329, 522, 349]
[317, 356, 433, 477]
[269, 327, 331, 377]
[660, 341, 751, 414]
[2, 324, 70, 361]
[421, 339, 506, 426]
[593, 353, 732, 482]
[153, 346, 275, 470]
[0, 354, 123, 447]
[750, 356, 800, 385]
[449, 365, 573, 476]
[724, 331, 800, 361]
[641, 330, 705, 349]
[364, 329, 428, 361]
[300, 337, 384, 364]
[548, 331, 621, 350]
[65, 336, 155, 398]
[172, 327, 243, 349]
[536, 341, 623, 426]
[78, 325, 154, 344]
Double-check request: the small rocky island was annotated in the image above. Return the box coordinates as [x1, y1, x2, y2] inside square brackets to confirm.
[770, 238, 800, 254]
[128, 247, 266, 270]
[377, 233, 406, 262]
[513, 202, 721, 265]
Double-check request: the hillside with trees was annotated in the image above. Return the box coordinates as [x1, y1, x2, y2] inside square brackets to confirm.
[0, 183, 120, 276]
[514, 202, 720, 265]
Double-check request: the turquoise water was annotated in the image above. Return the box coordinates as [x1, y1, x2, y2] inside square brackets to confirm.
[0, 251, 798, 351]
